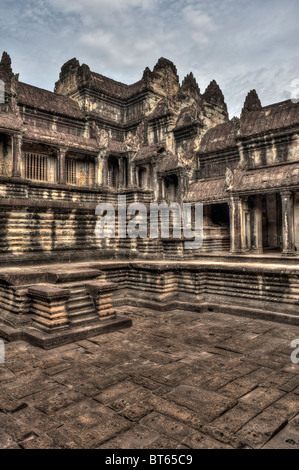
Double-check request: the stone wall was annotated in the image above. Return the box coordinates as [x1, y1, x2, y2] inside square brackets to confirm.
[101, 262, 299, 325]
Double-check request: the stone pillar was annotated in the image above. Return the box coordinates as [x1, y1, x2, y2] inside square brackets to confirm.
[123, 157, 127, 187]
[229, 195, 243, 253]
[157, 176, 163, 202]
[281, 190, 296, 256]
[28, 284, 70, 332]
[103, 155, 109, 187]
[93, 155, 99, 187]
[252, 195, 263, 253]
[118, 157, 124, 188]
[58, 147, 67, 184]
[127, 154, 134, 188]
[12, 133, 22, 177]
[204, 205, 213, 226]
[85, 281, 118, 320]
[177, 174, 183, 205]
[151, 164, 158, 200]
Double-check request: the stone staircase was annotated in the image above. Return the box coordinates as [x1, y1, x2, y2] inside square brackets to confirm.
[64, 282, 98, 327]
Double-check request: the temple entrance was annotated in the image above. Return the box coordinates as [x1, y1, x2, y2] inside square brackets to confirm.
[107, 156, 119, 188]
[163, 175, 178, 203]
[262, 193, 282, 251]
[137, 164, 151, 188]
[248, 193, 282, 253]
[203, 203, 230, 252]
[211, 203, 230, 227]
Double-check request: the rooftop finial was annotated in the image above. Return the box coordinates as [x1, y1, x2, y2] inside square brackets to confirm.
[0, 51, 13, 75]
[203, 79, 225, 104]
[241, 89, 262, 115]
[154, 57, 177, 73]
[180, 72, 201, 100]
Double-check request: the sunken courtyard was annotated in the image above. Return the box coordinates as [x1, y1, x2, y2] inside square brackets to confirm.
[0, 52, 299, 449]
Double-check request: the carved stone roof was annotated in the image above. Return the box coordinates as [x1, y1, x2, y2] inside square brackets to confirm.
[199, 119, 239, 154]
[240, 99, 299, 137]
[17, 82, 84, 119]
[23, 125, 98, 152]
[158, 154, 179, 172]
[0, 111, 23, 132]
[186, 178, 227, 202]
[233, 163, 299, 192]
[108, 139, 126, 153]
[133, 143, 165, 162]
[90, 72, 144, 99]
[147, 100, 175, 120]
[174, 104, 202, 131]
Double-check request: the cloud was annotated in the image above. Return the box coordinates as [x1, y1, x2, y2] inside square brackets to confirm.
[0, 0, 298, 117]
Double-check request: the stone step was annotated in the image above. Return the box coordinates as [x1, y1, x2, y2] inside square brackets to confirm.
[67, 297, 93, 310]
[67, 302, 96, 315]
[64, 281, 99, 326]
[69, 288, 88, 297]
[68, 313, 99, 327]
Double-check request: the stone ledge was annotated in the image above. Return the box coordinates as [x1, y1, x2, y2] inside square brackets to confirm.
[114, 296, 299, 326]
[85, 281, 118, 296]
[0, 268, 103, 287]
[28, 284, 70, 301]
[0, 313, 132, 349]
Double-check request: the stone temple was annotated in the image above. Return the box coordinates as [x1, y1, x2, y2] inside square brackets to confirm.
[0, 51, 299, 348]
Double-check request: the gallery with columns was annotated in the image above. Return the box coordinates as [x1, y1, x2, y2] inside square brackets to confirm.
[0, 50, 299, 347]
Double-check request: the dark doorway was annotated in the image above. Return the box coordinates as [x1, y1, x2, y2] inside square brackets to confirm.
[211, 203, 230, 227]
[107, 156, 119, 188]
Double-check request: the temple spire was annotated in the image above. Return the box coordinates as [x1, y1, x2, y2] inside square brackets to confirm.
[241, 89, 262, 116]
[203, 79, 226, 106]
[0, 51, 13, 78]
[180, 72, 201, 100]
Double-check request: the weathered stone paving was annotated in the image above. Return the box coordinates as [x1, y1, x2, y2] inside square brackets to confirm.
[0, 307, 299, 449]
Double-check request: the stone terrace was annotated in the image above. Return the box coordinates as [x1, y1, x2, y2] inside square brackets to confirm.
[0, 306, 299, 449]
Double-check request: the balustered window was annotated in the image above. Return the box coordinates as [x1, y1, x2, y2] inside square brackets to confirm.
[66, 159, 77, 185]
[24, 152, 48, 181]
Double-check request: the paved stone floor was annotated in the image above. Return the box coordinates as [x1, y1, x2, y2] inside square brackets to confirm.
[0, 307, 299, 449]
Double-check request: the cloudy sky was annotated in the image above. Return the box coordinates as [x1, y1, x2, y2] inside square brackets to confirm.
[0, 0, 298, 117]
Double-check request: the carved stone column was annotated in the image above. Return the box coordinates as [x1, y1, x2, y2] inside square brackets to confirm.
[103, 155, 109, 187]
[118, 157, 124, 188]
[58, 147, 67, 184]
[176, 173, 183, 205]
[281, 190, 296, 256]
[151, 163, 158, 200]
[229, 195, 243, 253]
[93, 155, 98, 186]
[252, 195, 263, 253]
[127, 153, 135, 188]
[12, 133, 22, 177]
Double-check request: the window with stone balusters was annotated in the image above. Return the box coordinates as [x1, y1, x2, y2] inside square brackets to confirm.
[24, 152, 48, 181]
[66, 158, 77, 185]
